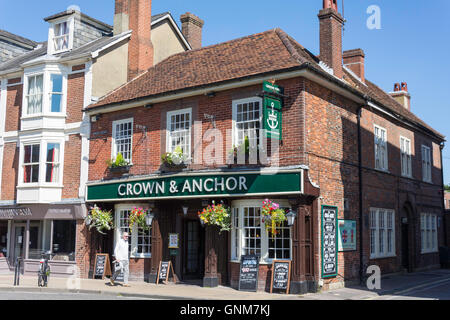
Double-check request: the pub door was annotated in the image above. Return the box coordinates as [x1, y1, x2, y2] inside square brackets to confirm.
[182, 220, 204, 281]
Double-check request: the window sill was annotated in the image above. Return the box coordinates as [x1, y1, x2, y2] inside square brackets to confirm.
[374, 168, 390, 174]
[17, 184, 63, 189]
[130, 254, 151, 259]
[230, 259, 291, 265]
[369, 254, 396, 260]
[21, 113, 67, 120]
[421, 250, 438, 255]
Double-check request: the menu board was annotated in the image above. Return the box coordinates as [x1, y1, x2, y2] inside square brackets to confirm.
[322, 206, 338, 278]
[94, 254, 111, 280]
[238, 255, 259, 292]
[156, 261, 176, 284]
[270, 261, 291, 294]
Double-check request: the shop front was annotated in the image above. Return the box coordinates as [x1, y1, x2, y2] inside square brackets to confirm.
[0, 204, 86, 276]
[86, 167, 320, 293]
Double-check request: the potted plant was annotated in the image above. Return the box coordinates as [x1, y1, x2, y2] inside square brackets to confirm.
[161, 146, 188, 172]
[85, 205, 114, 235]
[262, 199, 287, 235]
[198, 201, 231, 234]
[228, 136, 260, 166]
[107, 152, 132, 173]
[129, 207, 151, 234]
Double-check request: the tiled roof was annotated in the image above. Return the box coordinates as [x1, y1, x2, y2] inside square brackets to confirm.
[0, 43, 47, 73]
[89, 28, 444, 140]
[0, 29, 38, 48]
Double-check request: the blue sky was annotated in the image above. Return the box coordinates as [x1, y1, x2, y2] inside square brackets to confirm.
[1, 0, 450, 183]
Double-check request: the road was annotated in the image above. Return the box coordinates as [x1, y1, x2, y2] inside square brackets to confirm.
[0, 291, 156, 300]
[375, 279, 450, 300]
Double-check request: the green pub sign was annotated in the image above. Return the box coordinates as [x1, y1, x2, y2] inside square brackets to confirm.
[263, 81, 283, 140]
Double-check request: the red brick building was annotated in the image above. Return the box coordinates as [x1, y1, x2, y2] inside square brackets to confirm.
[0, 1, 194, 277]
[83, 1, 446, 293]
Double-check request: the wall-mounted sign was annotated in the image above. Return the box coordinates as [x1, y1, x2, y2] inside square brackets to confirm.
[264, 96, 282, 140]
[322, 206, 338, 278]
[86, 170, 303, 202]
[168, 234, 179, 249]
[338, 220, 356, 252]
[263, 81, 284, 96]
[0, 208, 32, 220]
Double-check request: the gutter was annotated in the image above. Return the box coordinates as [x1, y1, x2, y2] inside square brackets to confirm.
[357, 103, 367, 285]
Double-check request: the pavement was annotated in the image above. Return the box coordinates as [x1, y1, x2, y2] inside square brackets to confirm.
[0, 268, 449, 300]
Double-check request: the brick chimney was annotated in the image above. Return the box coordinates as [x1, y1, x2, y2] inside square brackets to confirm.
[343, 49, 365, 82]
[318, 0, 344, 78]
[389, 82, 411, 111]
[180, 12, 204, 50]
[114, 0, 154, 80]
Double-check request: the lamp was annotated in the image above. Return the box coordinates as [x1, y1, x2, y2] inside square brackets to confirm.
[286, 209, 297, 227]
[145, 211, 155, 226]
[85, 215, 92, 226]
[182, 206, 189, 216]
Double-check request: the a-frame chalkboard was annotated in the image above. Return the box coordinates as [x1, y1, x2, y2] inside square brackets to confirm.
[94, 254, 112, 280]
[238, 255, 259, 292]
[270, 260, 292, 294]
[156, 261, 176, 284]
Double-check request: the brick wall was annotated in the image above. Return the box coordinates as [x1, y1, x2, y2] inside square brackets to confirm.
[5, 80, 22, 132]
[66, 71, 85, 123]
[62, 134, 82, 199]
[1, 142, 18, 200]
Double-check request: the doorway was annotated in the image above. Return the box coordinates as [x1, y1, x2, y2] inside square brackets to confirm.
[183, 220, 204, 281]
[401, 221, 409, 271]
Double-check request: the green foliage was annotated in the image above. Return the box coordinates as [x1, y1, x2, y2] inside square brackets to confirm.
[129, 207, 150, 233]
[85, 206, 114, 235]
[444, 184, 450, 192]
[161, 146, 188, 166]
[198, 201, 231, 233]
[107, 152, 130, 168]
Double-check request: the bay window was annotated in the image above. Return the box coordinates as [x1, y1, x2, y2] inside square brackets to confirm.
[26, 74, 43, 115]
[370, 208, 395, 259]
[421, 213, 438, 253]
[115, 205, 151, 258]
[50, 74, 63, 113]
[45, 143, 60, 183]
[23, 144, 40, 183]
[112, 119, 133, 163]
[166, 108, 192, 160]
[231, 200, 291, 263]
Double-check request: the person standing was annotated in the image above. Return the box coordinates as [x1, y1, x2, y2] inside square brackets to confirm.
[110, 232, 130, 287]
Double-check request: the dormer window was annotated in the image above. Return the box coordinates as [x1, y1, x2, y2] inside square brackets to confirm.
[53, 21, 69, 52]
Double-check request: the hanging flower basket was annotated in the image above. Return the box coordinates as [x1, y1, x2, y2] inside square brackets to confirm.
[262, 199, 287, 235]
[198, 201, 231, 234]
[85, 205, 114, 235]
[129, 207, 151, 234]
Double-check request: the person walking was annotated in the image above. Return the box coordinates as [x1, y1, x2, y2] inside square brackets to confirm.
[110, 232, 130, 287]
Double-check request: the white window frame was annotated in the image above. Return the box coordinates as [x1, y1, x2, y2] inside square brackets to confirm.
[374, 125, 388, 171]
[166, 108, 192, 160]
[369, 208, 396, 259]
[25, 74, 44, 115]
[112, 118, 134, 164]
[114, 204, 152, 259]
[421, 145, 432, 183]
[400, 136, 412, 178]
[18, 139, 65, 187]
[421, 213, 438, 254]
[48, 16, 74, 55]
[22, 66, 68, 118]
[231, 199, 292, 264]
[232, 97, 263, 149]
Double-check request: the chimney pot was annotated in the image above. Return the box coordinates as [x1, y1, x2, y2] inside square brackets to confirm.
[401, 82, 408, 92]
[390, 82, 411, 111]
[394, 83, 401, 92]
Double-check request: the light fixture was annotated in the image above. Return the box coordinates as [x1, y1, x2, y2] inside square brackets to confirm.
[145, 104, 154, 109]
[201, 199, 210, 207]
[182, 206, 189, 216]
[85, 215, 92, 226]
[286, 209, 298, 227]
[145, 211, 155, 226]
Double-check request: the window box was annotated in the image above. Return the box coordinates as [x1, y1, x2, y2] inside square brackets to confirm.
[160, 162, 187, 173]
[108, 165, 133, 174]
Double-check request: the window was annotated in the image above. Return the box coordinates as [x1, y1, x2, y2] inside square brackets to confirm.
[421, 213, 438, 253]
[26, 74, 43, 115]
[422, 145, 432, 183]
[45, 143, 60, 183]
[49, 74, 63, 113]
[233, 98, 262, 148]
[231, 200, 291, 262]
[52, 220, 76, 261]
[166, 108, 192, 159]
[23, 144, 40, 183]
[112, 119, 133, 163]
[53, 21, 69, 52]
[115, 206, 151, 258]
[374, 126, 388, 171]
[369, 208, 395, 259]
[400, 137, 412, 177]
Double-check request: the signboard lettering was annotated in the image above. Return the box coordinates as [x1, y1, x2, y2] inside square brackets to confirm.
[270, 260, 291, 294]
[238, 255, 259, 292]
[338, 220, 357, 252]
[322, 206, 338, 278]
[156, 261, 176, 284]
[0, 208, 32, 220]
[94, 254, 112, 280]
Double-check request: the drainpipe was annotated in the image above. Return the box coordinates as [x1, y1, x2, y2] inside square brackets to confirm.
[440, 142, 448, 246]
[357, 103, 367, 285]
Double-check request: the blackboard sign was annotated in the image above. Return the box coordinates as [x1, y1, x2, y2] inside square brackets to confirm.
[322, 206, 338, 278]
[156, 261, 176, 284]
[238, 255, 259, 292]
[270, 260, 291, 294]
[94, 254, 112, 280]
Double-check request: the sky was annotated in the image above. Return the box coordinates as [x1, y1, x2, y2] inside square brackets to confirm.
[1, 0, 450, 183]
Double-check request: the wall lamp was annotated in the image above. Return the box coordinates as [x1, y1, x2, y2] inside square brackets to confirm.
[205, 91, 216, 98]
[90, 114, 102, 123]
[145, 210, 155, 226]
[286, 209, 298, 227]
[182, 206, 189, 216]
[145, 104, 154, 109]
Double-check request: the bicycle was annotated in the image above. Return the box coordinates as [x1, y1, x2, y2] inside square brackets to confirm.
[38, 251, 52, 287]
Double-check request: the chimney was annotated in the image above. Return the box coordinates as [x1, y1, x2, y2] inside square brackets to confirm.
[114, 0, 154, 80]
[318, 0, 344, 78]
[389, 82, 411, 111]
[343, 49, 365, 83]
[180, 12, 204, 50]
